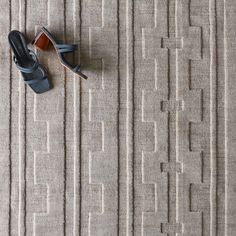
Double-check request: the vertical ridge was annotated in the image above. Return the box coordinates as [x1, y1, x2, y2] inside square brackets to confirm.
[209, 0, 217, 235]
[118, 0, 134, 234]
[223, 0, 228, 234]
[78, 0, 82, 233]
[63, 0, 67, 235]
[117, 0, 120, 233]
[131, 0, 135, 234]
[18, 0, 27, 235]
[8, 0, 12, 235]
[72, 0, 82, 234]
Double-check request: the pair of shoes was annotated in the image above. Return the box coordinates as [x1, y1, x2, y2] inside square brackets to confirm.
[8, 27, 87, 94]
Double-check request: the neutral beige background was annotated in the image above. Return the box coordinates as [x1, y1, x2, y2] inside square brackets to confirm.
[0, 0, 235, 235]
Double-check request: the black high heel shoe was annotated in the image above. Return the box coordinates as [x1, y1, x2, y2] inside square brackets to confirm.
[8, 30, 50, 94]
[32, 27, 87, 80]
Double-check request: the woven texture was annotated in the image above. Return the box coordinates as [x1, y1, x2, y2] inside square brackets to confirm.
[0, 0, 235, 235]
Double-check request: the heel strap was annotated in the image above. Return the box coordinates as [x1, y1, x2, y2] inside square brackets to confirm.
[73, 65, 80, 72]
[55, 44, 78, 54]
[13, 49, 39, 74]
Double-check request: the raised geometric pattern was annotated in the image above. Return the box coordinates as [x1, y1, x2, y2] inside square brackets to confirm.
[0, 0, 233, 235]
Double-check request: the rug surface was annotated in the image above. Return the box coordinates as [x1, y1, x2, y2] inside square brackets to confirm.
[0, 0, 235, 235]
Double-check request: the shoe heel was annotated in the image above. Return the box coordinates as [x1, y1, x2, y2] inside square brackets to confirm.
[32, 31, 50, 51]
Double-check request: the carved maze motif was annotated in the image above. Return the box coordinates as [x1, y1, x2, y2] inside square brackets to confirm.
[81, 0, 119, 235]
[136, 0, 208, 235]
[26, 0, 66, 235]
[1, 0, 220, 234]
[176, 1, 208, 235]
[134, 0, 168, 234]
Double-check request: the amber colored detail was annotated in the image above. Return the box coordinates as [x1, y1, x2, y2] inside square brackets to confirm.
[32, 32, 50, 51]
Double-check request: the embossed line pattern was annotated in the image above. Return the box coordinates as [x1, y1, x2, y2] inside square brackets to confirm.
[0, 0, 232, 235]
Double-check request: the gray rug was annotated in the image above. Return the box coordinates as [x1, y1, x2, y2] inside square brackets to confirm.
[0, 0, 235, 235]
